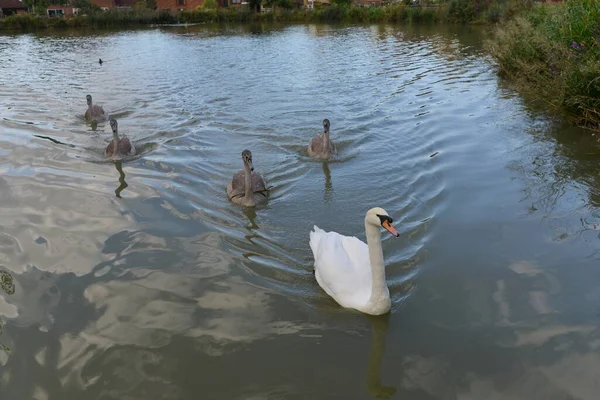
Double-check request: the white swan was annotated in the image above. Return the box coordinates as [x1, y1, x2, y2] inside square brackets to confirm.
[309, 207, 399, 315]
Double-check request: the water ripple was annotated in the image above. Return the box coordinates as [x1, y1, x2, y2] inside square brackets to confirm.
[0, 26, 517, 394]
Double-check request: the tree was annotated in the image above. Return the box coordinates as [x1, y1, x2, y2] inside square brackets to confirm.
[73, 0, 101, 14]
[22, 0, 52, 15]
[264, 0, 292, 8]
[331, 0, 352, 5]
[248, 0, 261, 12]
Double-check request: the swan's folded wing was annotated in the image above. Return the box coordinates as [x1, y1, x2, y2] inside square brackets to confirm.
[309, 225, 326, 258]
[314, 232, 371, 306]
[340, 235, 370, 270]
[252, 171, 267, 192]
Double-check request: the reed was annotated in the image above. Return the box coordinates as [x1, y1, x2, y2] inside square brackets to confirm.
[0, 270, 15, 352]
[487, 0, 600, 131]
[0, 8, 177, 30]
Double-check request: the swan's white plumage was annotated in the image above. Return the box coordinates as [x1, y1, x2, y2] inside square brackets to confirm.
[310, 225, 375, 310]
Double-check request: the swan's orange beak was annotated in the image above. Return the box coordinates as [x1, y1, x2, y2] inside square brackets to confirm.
[382, 220, 399, 237]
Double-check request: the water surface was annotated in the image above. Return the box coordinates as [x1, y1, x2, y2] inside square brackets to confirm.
[1, 23, 600, 400]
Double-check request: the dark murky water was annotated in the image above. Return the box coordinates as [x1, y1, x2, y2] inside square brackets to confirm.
[1, 23, 600, 400]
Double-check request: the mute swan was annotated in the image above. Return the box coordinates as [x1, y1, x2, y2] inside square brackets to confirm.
[104, 118, 135, 159]
[227, 149, 269, 207]
[308, 119, 336, 159]
[84, 94, 107, 122]
[310, 207, 399, 315]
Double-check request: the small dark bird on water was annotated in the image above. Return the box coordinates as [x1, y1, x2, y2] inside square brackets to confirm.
[99, 58, 103, 65]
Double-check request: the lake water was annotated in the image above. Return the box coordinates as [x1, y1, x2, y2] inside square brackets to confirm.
[1, 23, 600, 400]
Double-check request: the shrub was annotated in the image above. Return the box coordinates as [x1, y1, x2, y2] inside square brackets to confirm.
[203, 0, 218, 9]
[0, 0, 535, 31]
[448, 0, 475, 23]
[487, 0, 600, 130]
[317, 4, 348, 22]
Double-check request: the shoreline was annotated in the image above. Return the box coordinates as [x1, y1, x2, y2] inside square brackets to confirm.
[0, 2, 516, 31]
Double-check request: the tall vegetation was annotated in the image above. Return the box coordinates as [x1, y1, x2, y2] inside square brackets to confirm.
[73, 0, 102, 14]
[264, 0, 293, 10]
[488, 0, 600, 130]
[202, 0, 218, 9]
[331, 0, 352, 7]
[0, 270, 15, 352]
[0, 8, 177, 29]
[0, 0, 526, 31]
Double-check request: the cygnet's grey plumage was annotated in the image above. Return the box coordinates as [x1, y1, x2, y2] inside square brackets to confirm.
[84, 94, 107, 122]
[308, 119, 336, 159]
[104, 118, 135, 159]
[227, 150, 268, 207]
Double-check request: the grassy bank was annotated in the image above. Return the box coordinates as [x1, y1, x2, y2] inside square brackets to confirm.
[0, 270, 15, 352]
[488, 0, 600, 131]
[0, 0, 527, 30]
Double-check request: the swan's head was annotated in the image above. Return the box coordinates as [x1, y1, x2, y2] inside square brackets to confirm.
[242, 149, 254, 171]
[323, 119, 330, 132]
[366, 207, 399, 237]
[86, 94, 92, 106]
[110, 118, 118, 134]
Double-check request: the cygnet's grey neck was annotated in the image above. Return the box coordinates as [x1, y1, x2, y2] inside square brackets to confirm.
[243, 162, 254, 205]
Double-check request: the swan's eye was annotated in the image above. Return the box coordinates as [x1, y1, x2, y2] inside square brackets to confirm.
[376, 214, 393, 225]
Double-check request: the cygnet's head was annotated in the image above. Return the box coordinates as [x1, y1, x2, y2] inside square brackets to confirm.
[365, 207, 399, 237]
[110, 118, 118, 134]
[242, 149, 254, 171]
[323, 119, 330, 133]
[86, 94, 92, 106]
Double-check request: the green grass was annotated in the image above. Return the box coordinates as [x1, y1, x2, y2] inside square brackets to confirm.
[0, 270, 15, 352]
[487, 0, 600, 130]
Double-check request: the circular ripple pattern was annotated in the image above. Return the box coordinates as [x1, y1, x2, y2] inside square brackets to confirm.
[0, 25, 495, 308]
[3, 23, 600, 400]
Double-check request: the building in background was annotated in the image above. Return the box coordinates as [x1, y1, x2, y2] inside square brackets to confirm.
[0, 0, 28, 16]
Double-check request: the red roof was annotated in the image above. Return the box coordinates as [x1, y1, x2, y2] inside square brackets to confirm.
[0, 0, 27, 8]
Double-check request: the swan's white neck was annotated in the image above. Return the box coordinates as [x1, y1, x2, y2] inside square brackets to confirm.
[243, 163, 255, 206]
[112, 129, 119, 141]
[365, 221, 389, 309]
